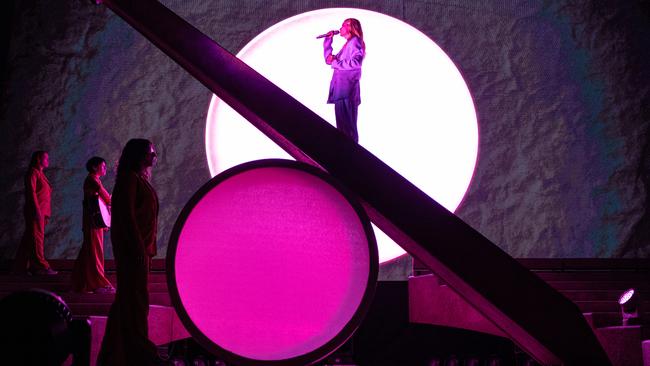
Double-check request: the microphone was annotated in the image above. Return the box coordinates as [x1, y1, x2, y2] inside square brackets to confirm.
[316, 30, 339, 39]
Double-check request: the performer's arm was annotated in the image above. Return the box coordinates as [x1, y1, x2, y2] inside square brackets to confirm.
[27, 170, 41, 219]
[86, 176, 111, 206]
[124, 173, 147, 257]
[323, 36, 334, 64]
[97, 180, 111, 207]
[331, 38, 364, 70]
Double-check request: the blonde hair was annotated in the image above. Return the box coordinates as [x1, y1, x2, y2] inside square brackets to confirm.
[345, 18, 365, 51]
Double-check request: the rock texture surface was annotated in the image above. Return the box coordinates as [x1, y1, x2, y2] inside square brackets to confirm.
[0, 1, 648, 278]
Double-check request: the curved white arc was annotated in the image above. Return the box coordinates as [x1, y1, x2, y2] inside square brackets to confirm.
[206, 8, 479, 263]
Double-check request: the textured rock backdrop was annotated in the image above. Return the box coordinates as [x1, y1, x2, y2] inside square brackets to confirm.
[0, 1, 648, 277]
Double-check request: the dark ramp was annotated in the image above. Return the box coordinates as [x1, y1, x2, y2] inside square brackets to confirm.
[98, 1, 611, 364]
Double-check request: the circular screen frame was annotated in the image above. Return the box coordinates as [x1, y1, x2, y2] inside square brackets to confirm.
[166, 159, 379, 365]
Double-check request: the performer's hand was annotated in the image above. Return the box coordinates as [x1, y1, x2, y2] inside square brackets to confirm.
[326, 54, 335, 65]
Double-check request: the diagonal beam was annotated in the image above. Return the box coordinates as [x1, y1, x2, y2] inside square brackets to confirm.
[98, 1, 611, 364]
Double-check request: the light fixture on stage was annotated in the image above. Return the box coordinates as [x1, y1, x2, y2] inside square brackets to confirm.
[618, 288, 641, 326]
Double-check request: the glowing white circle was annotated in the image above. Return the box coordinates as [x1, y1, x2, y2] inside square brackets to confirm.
[206, 8, 478, 263]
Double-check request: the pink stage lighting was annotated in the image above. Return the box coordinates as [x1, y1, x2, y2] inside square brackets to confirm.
[206, 8, 479, 263]
[167, 160, 378, 365]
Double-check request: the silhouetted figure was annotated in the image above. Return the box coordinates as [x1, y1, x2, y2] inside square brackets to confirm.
[13, 150, 57, 275]
[71, 156, 114, 294]
[97, 139, 159, 366]
[323, 18, 365, 143]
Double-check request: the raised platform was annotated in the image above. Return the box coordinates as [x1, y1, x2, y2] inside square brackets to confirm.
[2, 258, 649, 365]
[0, 259, 189, 366]
[1, 259, 169, 316]
[411, 258, 650, 366]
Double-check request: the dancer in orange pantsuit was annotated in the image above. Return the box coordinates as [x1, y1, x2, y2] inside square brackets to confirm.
[97, 139, 160, 366]
[71, 157, 114, 294]
[13, 151, 57, 275]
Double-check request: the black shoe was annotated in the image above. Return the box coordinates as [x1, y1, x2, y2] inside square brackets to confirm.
[33, 268, 58, 275]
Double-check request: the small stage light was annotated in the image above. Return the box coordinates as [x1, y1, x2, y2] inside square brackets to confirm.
[618, 288, 641, 326]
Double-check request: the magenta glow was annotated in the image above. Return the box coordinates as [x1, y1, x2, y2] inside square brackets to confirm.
[168, 161, 377, 364]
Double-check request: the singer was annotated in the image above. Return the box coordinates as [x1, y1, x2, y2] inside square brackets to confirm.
[322, 18, 365, 143]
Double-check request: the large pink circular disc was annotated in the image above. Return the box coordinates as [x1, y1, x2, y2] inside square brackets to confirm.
[167, 160, 377, 365]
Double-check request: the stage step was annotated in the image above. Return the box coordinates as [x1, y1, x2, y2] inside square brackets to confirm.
[574, 300, 650, 314]
[0, 277, 167, 294]
[2, 259, 649, 364]
[410, 263, 650, 366]
[559, 289, 650, 301]
[534, 271, 650, 282]
[0, 269, 172, 317]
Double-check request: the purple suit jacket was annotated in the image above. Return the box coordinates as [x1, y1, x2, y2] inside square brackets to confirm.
[324, 36, 364, 105]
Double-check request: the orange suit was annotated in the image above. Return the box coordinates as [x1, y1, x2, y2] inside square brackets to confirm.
[71, 174, 113, 292]
[13, 167, 52, 272]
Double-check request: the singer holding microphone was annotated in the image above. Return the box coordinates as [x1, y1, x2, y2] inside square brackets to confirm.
[321, 18, 365, 143]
